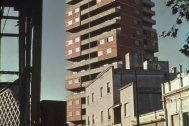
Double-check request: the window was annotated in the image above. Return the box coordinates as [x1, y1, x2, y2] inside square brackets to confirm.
[68, 20, 72, 26]
[88, 116, 90, 125]
[74, 79, 79, 83]
[75, 8, 79, 13]
[135, 40, 140, 45]
[107, 82, 110, 93]
[135, 9, 139, 14]
[66, 39, 73, 46]
[75, 47, 80, 52]
[136, 30, 140, 35]
[92, 114, 94, 124]
[124, 103, 129, 117]
[98, 51, 103, 56]
[68, 49, 72, 55]
[68, 111, 72, 116]
[75, 37, 80, 42]
[107, 48, 112, 54]
[92, 93, 94, 102]
[75, 17, 80, 23]
[68, 11, 72, 16]
[172, 114, 179, 126]
[100, 87, 103, 97]
[73, 71, 77, 74]
[87, 96, 89, 104]
[107, 36, 113, 42]
[97, 0, 101, 3]
[75, 100, 80, 104]
[134, 19, 138, 24]
[101, 111, 103, 121]
[183, 112, 189, 126]
[99, 39, 104, 45]
[151, 33, 155, 37]
[108, 109, 111, 119]
[76, 110, 80, 115]
[69, 80, 72, 85]
[152, 41, 155, 46]
[67, 101, 73, 106]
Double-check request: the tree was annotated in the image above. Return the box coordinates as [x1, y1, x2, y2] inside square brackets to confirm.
[159, 0, 189, 57]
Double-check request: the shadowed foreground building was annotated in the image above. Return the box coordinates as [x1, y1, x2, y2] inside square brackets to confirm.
[64, 0, 158, 125]
[40, 100, 67, 126]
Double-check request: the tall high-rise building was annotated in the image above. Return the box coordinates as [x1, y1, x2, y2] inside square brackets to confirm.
[64, 0, 157, 125]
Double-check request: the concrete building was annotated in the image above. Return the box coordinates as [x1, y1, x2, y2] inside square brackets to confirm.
[120, 83, 165, 126]
[162, 71, 189, 126]
[64, 0, 158, 125]
[86, 65, 168, 126]
[86, 66, 188, 126]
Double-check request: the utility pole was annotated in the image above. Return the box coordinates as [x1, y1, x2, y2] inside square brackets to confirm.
[135, 70, 140, 126]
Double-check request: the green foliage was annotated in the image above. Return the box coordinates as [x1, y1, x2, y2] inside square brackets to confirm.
[159, 0, 189, 57]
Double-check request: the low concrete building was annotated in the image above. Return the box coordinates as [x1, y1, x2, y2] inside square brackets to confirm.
[162, 72, 189, 126]
[86, 65, 168, 126]
[120, 83, 165, 126]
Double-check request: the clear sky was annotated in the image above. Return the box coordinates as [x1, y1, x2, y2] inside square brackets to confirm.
[1, 0, 189, 101]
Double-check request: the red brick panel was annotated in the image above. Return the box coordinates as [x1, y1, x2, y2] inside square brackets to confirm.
[146, 31, 158, 41]
[120, 25, 143, 40]
[97, 35, 118, 61]
[67, 98, 82, 121]
[118, 0, 142, 8]
[96, 0, 115, 7]
[146, 40, 158, 52]
[65, 36, 81, 60]
[120, 14, 143, 30]
[65, 77, 81, 90]
[65, 7, 81, 31]
[144, 31, 158, 52]
[116, 34, 144, 56]
[120, 3, 142, 20]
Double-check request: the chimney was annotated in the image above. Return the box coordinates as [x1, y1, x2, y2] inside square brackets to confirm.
[171, 67, 177, 73]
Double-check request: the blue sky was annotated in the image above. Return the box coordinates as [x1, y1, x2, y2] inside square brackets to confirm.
[1, 0, 189, 101]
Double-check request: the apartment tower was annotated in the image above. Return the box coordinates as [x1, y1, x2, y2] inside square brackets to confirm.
[64, 0, 157, 125]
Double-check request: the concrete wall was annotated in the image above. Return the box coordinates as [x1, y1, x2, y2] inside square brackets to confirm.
[143, 61, 169, 72]
[86, 67, 114, 126]
[120, 83, 135, 126]
[162, 73, 189, 126]
[86, 66, 167, 126]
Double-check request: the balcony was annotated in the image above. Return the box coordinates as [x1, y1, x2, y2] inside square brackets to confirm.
[66, 92, 86, 100]
[142, 0, 155, 7]
[143, 26, 156, 32]
[81, 0, 117, 15]
[81, 80, 93, 87]
[66, 57, 98, 70]
[66, 0, 93, 12]
[66, 18, 120, 40]
[82, 115, 86, 120]
[81, 8, 120, 25]
[143, 17, 156, 25]
[143, 8, 155, 16]
[82, 104, 86, 109]
[81, 47, 97, 55]
[81, 29, 120, 45]
[66, 66, 109, 80]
